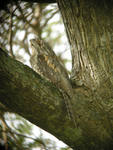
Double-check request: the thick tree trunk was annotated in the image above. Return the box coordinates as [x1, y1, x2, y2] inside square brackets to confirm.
[57, 0, 113, 88]
[56, 0, 113, 149]
[0, 0, 113, 149]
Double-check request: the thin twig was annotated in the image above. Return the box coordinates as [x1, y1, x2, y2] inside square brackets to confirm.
[0, 115, 26, 150]
[0, 113, 8, 150]
[8, 0, 14, 58]
[8, 1, 21, 58]
[41, 9, 59, 29]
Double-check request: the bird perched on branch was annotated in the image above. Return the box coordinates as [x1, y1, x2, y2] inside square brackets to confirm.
[30, 37, 76, 127]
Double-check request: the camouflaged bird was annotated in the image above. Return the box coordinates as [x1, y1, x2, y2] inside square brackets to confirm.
[30, 38, 76, 127]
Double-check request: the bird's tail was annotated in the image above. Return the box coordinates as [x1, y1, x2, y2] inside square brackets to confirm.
[62, 92, 77, 128]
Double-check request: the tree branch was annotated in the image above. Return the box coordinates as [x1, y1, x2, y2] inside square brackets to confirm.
[0, 47, 113, 149]
[0, 48, 77, 148]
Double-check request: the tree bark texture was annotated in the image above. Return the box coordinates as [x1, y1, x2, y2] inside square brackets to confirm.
[0, 48, 81, 148]
[56, 0, 113, 149]
[0, 0, 113, 149]
[0, 47, 113, 149]
[57, 0, 113, 89]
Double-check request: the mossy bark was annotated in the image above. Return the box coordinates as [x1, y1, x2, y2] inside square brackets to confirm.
[0, 0, 113, 149]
